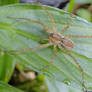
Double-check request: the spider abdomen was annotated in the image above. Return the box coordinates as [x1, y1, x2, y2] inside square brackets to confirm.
[61, 37, 74, 50]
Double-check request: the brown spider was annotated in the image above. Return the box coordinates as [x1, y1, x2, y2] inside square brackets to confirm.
[7, 3, 92, 91]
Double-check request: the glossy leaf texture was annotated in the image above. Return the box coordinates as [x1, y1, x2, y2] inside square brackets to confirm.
[0, 81, 24, 92]
[0, 4, 92, 90]
[0, 52, 16, 82]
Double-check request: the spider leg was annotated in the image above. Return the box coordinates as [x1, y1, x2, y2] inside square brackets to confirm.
[38, 3, 56, 32]
[5, 43, 52, 53]
[58, 45, 86, 89]
[8, 17, 53, 33]
[61, 14, 74, 33]
[65, 34, 92, 38]
[64, 51, 84, 83]
[64, 51, 87, 90]
[40, 45, 57, 71]
[40, 39, 49, 43]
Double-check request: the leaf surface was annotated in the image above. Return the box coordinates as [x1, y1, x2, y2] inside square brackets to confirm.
[0, 4, 92, 90]
[45, 76, 83, 92]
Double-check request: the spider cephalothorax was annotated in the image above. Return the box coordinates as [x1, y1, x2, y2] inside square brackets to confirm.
[49, 32, 62, 45]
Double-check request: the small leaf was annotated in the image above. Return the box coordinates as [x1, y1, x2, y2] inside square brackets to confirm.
[76, 8, 91, 22]
[0, 0, 19, 6]
[75, 0, 92, 4]
[68, 0, 74, 12]
[0, 52, 16, 82]
[0, 81, 24, 92]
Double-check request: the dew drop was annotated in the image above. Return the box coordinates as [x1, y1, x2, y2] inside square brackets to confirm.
[63, 79, 71, 85]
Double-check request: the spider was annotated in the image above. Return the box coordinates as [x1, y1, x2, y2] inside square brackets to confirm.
[7, 3, 92, 91]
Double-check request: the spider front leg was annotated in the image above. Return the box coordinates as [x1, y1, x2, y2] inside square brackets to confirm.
[61, 14, 74, 33]
[40, 39, 49, 43]
[58, 45, 87, 91]
[65, 34, 92, 38]
[5, 43, 52, 53]
[38, 2, 56, 32]
[7, 17, 53, 33]
[40, 45, 57, 71]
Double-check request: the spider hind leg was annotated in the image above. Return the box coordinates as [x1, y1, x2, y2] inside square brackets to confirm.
[58, 45, 87, 90]
[40, 46, 57, 71]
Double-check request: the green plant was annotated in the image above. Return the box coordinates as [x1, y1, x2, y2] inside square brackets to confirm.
[0, 3, 92, 92]
[0, 0, 19, 5]
[76, 8, 91, 22]
[0, 81, 24, 92]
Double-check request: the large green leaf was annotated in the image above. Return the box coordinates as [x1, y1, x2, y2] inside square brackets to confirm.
[0, 52, 16, 82]
[0, 81, 24, 92]
[0, 4, 92, 91]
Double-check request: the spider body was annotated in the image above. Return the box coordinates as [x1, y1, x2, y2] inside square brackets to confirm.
[49, 32, 74, 50]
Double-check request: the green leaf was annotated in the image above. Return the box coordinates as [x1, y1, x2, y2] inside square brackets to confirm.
[0, 0, 19, 6]
[68, 0, 74, 12]
[75, 0, 92, 4]
[76, 8, 91, 22]
[0, 4, 92, 90]
[0, 81, 24, 92]
[0, 52, 16, 82]
[45, 76, 83, 92]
